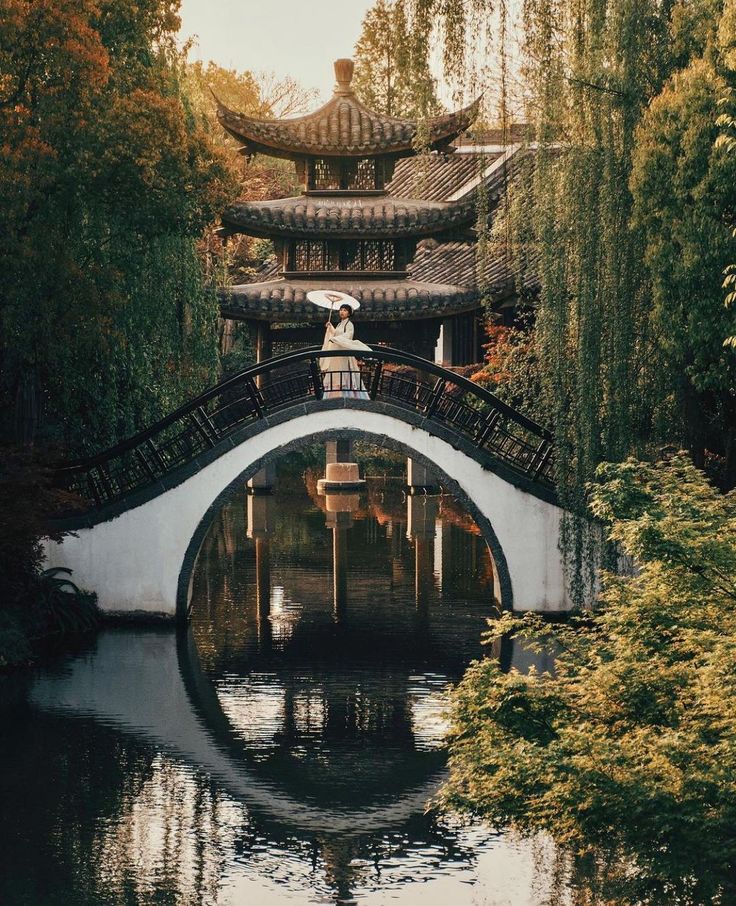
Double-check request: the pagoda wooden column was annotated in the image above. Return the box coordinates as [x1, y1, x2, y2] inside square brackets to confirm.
[435, 318, 455, 367]
[255, 320, 272, 363]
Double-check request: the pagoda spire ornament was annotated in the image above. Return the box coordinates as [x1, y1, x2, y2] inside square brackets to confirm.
[333, 58, 355, 95]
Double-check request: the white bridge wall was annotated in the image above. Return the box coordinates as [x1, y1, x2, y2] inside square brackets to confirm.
[44, 410, 571, 618]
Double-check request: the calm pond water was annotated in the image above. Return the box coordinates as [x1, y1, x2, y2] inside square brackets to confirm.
[0, 470, 565, 906]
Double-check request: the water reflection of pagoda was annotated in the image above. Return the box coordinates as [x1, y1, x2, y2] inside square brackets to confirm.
[216, 59, 481, 363]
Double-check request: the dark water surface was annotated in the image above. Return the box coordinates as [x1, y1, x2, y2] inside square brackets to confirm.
[0, 475, 562, 906]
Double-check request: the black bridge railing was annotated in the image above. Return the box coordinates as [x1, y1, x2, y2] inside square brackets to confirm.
[55, 347, 555, 508]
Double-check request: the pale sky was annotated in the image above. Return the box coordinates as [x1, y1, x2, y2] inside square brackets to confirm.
[178, 0, 527, 121]
[178, 0, 377, 103]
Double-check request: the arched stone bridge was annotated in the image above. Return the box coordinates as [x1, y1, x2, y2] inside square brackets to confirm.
[46, 348, 571, 619]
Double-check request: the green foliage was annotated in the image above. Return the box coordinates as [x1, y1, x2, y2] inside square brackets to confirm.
[631, 27, 736, 486]
[405, 0, 494, 89]
[183, 59, 302, 298]
[36, 568, 100, 636]
[0, 448, 99, 668]
[353, 0, 442, 117]
[718, 2, 736, 350]
[0, 0, 237, 454]
[220, 321, 256, 379]
[443, 455, 736, 904]
[522, 0, 685, 594]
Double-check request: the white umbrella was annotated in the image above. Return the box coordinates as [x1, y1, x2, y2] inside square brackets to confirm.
[307, 290, 361, 323]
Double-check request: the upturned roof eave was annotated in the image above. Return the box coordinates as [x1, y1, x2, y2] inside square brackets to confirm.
[215, 94, 481, 160]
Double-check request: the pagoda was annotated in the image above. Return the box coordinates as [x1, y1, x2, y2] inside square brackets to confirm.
[216, 59, 481, 362]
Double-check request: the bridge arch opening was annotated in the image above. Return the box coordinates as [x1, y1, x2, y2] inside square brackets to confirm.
[176, 426, 513, 623]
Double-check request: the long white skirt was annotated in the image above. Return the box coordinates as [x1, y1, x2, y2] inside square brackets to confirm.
[320, 329, 371, 399]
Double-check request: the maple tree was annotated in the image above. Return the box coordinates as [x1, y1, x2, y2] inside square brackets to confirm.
[470, 322, 547, 426]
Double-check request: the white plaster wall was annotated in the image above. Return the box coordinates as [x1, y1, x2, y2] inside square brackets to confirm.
[44, 410, 571, 617]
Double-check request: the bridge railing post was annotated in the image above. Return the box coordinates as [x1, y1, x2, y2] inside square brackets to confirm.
[530, 439, 554, 480]
[146, 438, 166, 472]
[244, 376, 266, 418]
[189, 408, 217, 448]
[95, 464, 115, 503]
[135, 447, 156, 481]
[368, 360, 383, 400]
[309, 357, 324, 400]
[474, 410, 502, 447]
[196, 405, 221, 443]
[423, 378, 447, 419]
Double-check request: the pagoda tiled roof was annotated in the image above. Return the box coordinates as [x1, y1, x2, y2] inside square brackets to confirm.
[220, 194, 476, 238]
[219, 278, 478, 322]
[215, 59, 480, 160]
[219, 143, 539, 324]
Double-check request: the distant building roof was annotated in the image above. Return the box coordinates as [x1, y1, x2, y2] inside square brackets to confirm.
[389, 144, 539, 304]
[388, 151, 502, 201]
[215, 59, 480, 161]
[389, 144, 532, 203]
[409, 239, 538, 302]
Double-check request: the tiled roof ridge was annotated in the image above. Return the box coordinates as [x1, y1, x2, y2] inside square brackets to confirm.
[219, 278, 478, 322]
[220, 193, 477, 238]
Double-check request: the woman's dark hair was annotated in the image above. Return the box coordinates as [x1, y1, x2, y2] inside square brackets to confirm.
[339, 303, 353, 317]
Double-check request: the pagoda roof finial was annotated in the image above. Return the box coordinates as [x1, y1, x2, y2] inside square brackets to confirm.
[333, 59, 354, 95]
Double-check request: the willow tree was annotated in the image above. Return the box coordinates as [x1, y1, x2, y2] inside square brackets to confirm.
[519, 0, 676, 591]
[407, 0, 735, 591]
[353, 0, 441, 117]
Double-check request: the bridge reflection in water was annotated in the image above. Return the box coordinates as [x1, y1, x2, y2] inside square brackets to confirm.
[17, 474, 562, 905]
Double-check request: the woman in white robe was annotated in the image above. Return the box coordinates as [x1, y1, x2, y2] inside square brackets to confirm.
[321, 304, 371, 399]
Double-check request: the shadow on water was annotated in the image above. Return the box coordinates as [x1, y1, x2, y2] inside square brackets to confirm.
[0, 469, 565, 906]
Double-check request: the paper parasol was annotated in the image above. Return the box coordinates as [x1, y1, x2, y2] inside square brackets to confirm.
[306, 290, 361, 311]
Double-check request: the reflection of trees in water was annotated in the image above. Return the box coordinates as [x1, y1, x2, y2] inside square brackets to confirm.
[2, 706, 678, 906]
[2, 683, 475, 905]
[0, 711, 161, 906]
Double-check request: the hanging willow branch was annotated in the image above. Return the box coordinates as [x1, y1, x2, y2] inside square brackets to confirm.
[414, 0, 685, 600]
